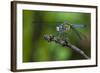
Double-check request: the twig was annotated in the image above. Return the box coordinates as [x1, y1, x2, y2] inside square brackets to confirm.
[44, 34, 89, 59]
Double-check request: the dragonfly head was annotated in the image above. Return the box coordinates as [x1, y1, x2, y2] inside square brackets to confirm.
[56, 23, 70, 33]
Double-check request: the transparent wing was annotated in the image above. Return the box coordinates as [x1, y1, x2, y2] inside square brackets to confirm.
[70, 25, 82, 39]
[63, 21, 86, 40]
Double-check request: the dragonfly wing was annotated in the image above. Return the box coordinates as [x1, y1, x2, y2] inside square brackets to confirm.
[70, 25, 82, 39]
[63, 22, 86, 40]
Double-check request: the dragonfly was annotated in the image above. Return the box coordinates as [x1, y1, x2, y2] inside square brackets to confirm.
[44, 21, 89, 59]
[56, 21, 86, 41]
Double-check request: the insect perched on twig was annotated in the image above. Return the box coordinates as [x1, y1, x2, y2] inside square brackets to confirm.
[44, 21, 89, 59]
[56, 21, 85, 40]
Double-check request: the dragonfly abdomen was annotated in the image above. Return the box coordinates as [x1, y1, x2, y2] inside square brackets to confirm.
[72, 24, 85, 28]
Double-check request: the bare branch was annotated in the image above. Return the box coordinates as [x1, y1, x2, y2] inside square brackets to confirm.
[44, 34, 89, 59]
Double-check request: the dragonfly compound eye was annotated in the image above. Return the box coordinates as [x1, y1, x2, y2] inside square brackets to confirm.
[56, 24, 70, 33]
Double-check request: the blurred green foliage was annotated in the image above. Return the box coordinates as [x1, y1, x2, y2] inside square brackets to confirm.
[23, 10, 91, 62]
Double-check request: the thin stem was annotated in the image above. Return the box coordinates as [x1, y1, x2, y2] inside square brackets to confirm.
[66, 43, 89, 59]
[44, 34, 89, 59]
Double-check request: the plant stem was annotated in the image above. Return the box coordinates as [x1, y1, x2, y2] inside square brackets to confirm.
[44, 34, 89, 59]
